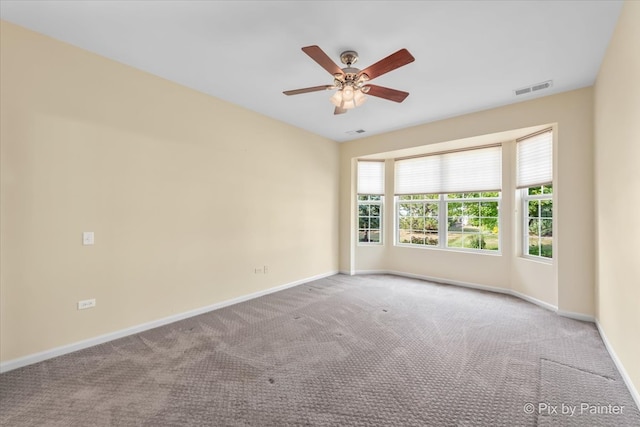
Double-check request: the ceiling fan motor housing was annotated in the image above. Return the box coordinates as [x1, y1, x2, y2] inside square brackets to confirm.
[334, 66, 368, 91]
[340, 50, 359, 66]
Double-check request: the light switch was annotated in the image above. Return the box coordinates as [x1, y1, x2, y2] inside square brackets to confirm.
[83, 232, 95, 245]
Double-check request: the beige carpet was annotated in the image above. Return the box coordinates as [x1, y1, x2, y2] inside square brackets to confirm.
[1, 274, 638, 426]
[538, 358, 637, 426]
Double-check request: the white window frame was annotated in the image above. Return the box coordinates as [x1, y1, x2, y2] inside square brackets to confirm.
[396, 192, 501, 254]
[395, 194, 440, 247]
[357, 195, 384, 245]
[522, 185, 553, 261]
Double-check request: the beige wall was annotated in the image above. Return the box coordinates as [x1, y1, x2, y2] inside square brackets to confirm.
[0, 22, 339, 362]
[340, 87, 595, 315]
[594, 0, 640, 400]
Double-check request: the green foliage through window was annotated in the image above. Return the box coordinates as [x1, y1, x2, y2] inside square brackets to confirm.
[398, 194, 439, 246]
[397, 192, 500, 252]
[358, 195, 383, 244]
[524, 185, 553, 258]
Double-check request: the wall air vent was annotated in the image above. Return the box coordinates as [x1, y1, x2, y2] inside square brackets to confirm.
[346, 129, 366, 135]
[514, 80, 553, 96]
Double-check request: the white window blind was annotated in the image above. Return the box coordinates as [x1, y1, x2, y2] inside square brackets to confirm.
[395, 146, 502, 194]
[517, 130, 552, 188]
[357, 161, 384, 194]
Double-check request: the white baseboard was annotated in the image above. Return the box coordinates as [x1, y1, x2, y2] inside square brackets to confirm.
[357, 269, 559, 310]
[354, 269, 391, 275]
[385, 270, 513, 295]
[354, 270, 600, 322]
[511, 289, 559, 313]
[0, 270, 338, 374]
[596, 320, 640, 411]
[557, 309, 595, 323]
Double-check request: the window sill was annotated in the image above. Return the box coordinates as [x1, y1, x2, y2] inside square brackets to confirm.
[519, 255, 553, 265]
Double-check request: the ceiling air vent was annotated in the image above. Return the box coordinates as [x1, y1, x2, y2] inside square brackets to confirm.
[346, 129, 366, 135]
[514, 80, 553, 96]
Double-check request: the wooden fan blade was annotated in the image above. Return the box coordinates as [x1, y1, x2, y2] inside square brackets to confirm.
[334, 106, 347, 115]
[358, 49, 415, 80]
[283, 85, 334, 96]
[302, 45, 345, 76]
[364, 85, 410, 103]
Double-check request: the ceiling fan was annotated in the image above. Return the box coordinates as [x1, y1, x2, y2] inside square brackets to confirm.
[283, 45, 415, 115]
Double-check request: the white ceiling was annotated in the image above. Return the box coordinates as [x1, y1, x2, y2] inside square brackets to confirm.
[0, 1, 623, 142]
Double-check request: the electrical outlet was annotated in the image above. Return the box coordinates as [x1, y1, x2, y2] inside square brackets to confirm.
[263, 265, 268, 274]
[78, 299, 96, 310]
[254, 268, 263, 274]
[82, 232, 95, 245]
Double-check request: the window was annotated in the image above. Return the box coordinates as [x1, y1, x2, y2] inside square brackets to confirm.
[517, 129, 553, 259]
[398, 194, 439, 246]
[395, 146, 502, 253]
[446, 192, 500, 251]
[357, 161, 384, 245]
[524, 185, 553, 258]
[397, 192, 500, 251]
[358, 195, 383, 243]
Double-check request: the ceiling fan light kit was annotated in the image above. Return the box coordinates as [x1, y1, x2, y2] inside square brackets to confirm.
[283, 45, 414, 115]
[330, 86, 367, 110]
